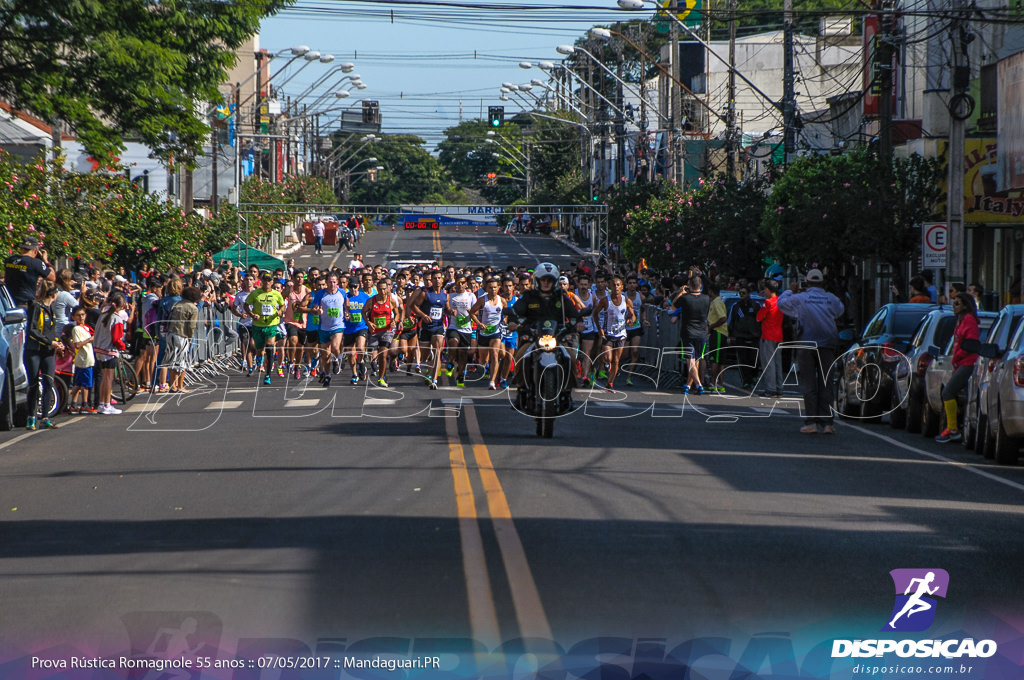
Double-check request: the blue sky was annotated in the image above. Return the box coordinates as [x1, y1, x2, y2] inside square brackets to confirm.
[258, 0, 641, 148]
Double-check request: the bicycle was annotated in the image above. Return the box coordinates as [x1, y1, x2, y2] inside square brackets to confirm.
[112, 353, 140, 404]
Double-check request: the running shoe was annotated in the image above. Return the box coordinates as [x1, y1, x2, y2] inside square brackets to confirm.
[445, 364, 453, 378]
[597, 369, 608, 380]
[351, 376, 359, 385]
[99, 404, 122, 415]
[377, 378, 389, 388]
[489, 381, 497, 390]
[499, 379, 508, 389]
[576, 360, 583, 378]
[583, 377, 592, 388]
[682, 384, 691, 394]
[277, 366, 285, 377]
[625, 377, 633, 386]
[935, 428, 961, 443]
[263, 376, 272, 386]
[607, 382, 615, 391]
[429, 380, 439, 390]
[694, 385, 706, 395]
[40, 419, 58, 429]
[716, 385, 727, 394]
[85, 406, 98, 414]
[456, 376, 465, 388]
[359, 362, 368, 380]
[25, 417, 36, 431]
[322, 375, 332, 388]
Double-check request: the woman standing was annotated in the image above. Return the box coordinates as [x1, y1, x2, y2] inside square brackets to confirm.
[166, 287, 202, 393]
[935, 292, 980, 443]
[24, 281, 64, 430]
[93, 292, 129, 415]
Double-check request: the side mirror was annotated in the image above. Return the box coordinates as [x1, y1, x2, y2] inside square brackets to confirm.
[3, 309, 26, 325]
[976, 342, 1000, 359]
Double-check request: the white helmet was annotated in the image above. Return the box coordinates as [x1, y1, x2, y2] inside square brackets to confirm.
[533, 262, 559, 286]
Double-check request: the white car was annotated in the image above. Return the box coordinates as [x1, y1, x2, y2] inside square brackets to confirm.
[0, 281, 29, 430]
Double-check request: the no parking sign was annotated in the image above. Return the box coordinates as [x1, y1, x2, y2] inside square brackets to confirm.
[922, 222, 947, 269]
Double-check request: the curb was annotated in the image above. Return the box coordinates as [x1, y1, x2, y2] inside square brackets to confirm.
[552, 233, 597, 261]
[275, 241, 304, 257]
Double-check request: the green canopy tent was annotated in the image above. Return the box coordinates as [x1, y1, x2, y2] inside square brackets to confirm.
[210, 242, 285, 272]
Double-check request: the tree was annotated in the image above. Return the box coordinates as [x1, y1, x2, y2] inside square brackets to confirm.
[0, 0, 291, 164]
[762, 148, 943, 274]
[348, 135, 463, 205]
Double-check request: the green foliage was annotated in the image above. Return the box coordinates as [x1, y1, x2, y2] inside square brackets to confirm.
[0, 0, 291, 165]
[762, 149, 943, 274]
[349, 135, 461, 205]
[619, 175, 768, 277]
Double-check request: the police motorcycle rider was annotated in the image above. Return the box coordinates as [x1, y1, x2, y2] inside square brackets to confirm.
[506, 263, 583, 423]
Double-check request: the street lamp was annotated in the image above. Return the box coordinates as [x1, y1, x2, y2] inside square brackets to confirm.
[292, 63, 357, 102]
[556, 43, 669, 125]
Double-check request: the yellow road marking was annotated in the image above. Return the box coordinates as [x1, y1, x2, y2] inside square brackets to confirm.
[445, 415, 501, 648]
[464, 406, 554, 643]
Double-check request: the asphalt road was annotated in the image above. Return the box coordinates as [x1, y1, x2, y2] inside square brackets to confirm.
[1, 225, 1022, 678]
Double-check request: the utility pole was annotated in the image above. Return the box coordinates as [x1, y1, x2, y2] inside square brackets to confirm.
[946, 0, 969, 285]
[615, 26, 626, 183]
[782, 0, 797, 160]
[669, 0, 681, 182]
[877, 1, 895, 163]
[726, 0, 737, 177]
[211, 126, 219, 215]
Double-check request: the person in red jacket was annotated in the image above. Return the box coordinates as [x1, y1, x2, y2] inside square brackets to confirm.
[756, 279, 784, 397]
[935, 292, 980, 443]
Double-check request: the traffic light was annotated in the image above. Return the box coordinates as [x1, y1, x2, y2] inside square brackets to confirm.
[488, 106, 504, 128]
[486, 172, 497, 186]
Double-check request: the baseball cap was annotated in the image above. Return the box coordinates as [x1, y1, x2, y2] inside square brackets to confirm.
[114, 275, 128, 283]
[19, 235, 39, 250]
[85, 281, 99, 290]
[558, 275, 569, 286]
[806, 268, 824, 283]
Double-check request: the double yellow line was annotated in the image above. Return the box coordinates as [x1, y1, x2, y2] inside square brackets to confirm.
[432, 230, 443, 266]
[445, 406, 554, 652]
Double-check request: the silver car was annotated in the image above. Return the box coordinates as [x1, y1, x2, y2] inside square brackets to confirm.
[979, 316, 1024, 464]
[922, 312, 997, 437]
[890, 308, 956, 433]
[0, 281, 28, 430]
[962, 305, 1024, 452]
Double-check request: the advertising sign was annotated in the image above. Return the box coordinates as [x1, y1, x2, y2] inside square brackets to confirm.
[863, 15, 899, 118]
[997, 51, 1024, 192]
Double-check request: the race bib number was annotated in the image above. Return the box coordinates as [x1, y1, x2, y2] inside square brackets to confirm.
[261, 304, 274, 316]
[456, 314, 469, 326]
[350, 312, 362, 323]
[429, 307, 443, 321]
[310, 315, 320, 325]
[583, 316, 596, 332]
[374, 317, 387, 329]
[484, 324, 498, 335]
[610, 320, 625, 335]
[293, 310, 303, 321]
[403, 317, 414, 328]
[327, 307, 341, 318]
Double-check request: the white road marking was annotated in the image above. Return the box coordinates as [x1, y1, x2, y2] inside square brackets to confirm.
[840, 421, 1024, 494]
[284, 399, 321, 408]
[125, 402, 163, 413]
[206, 400, 244, 410]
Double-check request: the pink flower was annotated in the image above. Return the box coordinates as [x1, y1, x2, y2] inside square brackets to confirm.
[136, 249, 142, 254]
[27, 225, 34, 231]
[665, 243, 671, 251]
[843, 183, 851, 188]
[152, 246, 158, 251]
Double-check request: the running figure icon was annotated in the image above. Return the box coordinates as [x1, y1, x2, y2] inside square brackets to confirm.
[888, 571, 939, 629]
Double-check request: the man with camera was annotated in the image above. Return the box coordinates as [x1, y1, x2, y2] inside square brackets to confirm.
[4, 234, 55, 308]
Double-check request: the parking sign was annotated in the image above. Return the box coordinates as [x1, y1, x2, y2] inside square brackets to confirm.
[922, 222, 946, 269]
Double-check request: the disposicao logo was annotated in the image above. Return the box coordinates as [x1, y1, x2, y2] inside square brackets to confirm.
[831, 569, 998, 659]
[884, 568, 949, 632]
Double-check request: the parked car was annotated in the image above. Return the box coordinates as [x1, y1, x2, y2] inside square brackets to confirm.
[0, 281, 28, 430]
[962, 305, 1024, 451]
[921, 311, 998, 437]
[836, 303, 940, 421]
[977, 315, 1024, 464]
[889, 308, 956, 431]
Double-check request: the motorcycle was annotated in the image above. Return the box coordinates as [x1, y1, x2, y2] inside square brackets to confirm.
[515, 321, 576, 438]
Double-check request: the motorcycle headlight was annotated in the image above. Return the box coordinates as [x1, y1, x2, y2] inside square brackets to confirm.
[537, 335, 557, 350]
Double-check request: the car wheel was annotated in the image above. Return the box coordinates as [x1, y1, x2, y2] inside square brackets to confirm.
[889, 386, 907, 429]
[0, 368, 14, 432]
[921, 399, 940, 437]
[994, 410, 1020, 466]
[980, 414, 995, 459]
[905, 389, 923, 433]
[836, 374, 851, 418]
[962, 403, 976, 449]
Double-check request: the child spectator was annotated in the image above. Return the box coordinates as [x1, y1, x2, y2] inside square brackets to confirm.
[67, 305, 96, 414]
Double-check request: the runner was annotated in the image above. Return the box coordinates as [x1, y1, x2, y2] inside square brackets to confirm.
[365, 277, 402, 387]
[283, 271, 309, 378]
[407, 270, 448, 390]
[343, 277, 371, 385]
[299, 275, 326, 377]
[469, 278, 506, 390]
[445, 275, 477, 387]
[311, 272, 347, 387]
[246, 273, 287, 386]
[230, 275, 256, 376]
[575, 272, 600, 387]
[623, 274, 649, 386]
[396, 283, 421, 372]
[592, 276, 636, 391]
[499, 276, 519, 388]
